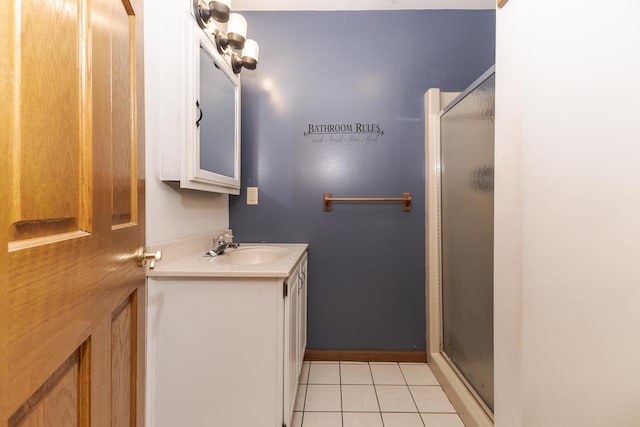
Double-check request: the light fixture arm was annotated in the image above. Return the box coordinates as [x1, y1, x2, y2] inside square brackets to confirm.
[214, 29, 231, 54]
[193, 0, 230, 28]
[231, 53, 243, 74]
[231, 49, 259, 75]
[194, 0, 212, 28]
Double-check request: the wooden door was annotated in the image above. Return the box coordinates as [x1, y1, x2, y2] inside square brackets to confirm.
[0, 0, 146, 425]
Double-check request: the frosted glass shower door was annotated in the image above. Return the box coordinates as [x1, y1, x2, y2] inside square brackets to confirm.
[440, 71, 495, 412]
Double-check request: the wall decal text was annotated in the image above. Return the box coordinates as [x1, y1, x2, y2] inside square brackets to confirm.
[304, 122, 384, 144]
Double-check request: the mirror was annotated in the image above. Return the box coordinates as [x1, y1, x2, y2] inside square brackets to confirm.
[186, 28, 240, 194]
[198, 45, 236, 178]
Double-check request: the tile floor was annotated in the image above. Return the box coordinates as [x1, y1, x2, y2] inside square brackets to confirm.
[292, 361, 466, 427]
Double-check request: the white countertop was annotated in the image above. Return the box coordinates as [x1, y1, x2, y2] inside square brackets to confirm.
[147, 233, 308, 278]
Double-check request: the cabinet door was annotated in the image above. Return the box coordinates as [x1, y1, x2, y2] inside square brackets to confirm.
[283, 272, 300, 425]
[187, 27, 241, 194]
[298, 254, 308, 367]
[149, 278, 281, 427]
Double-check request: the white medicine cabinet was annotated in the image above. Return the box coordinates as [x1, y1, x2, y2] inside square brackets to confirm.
[146, 1, 241, 194]
[185, 27, 241, 193]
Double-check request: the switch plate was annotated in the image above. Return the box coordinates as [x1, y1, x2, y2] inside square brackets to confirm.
[246, 187, 258, 205]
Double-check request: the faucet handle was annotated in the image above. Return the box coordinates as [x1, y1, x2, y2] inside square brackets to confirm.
[214, 231, 233, 245]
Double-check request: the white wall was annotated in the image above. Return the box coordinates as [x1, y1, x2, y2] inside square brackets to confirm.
[495, 1, 640, 426]
[144, 0, 229, 246]
[145, 147, 228, 246]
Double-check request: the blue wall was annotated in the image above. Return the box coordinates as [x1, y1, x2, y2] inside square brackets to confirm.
[230, 10, 495, 351]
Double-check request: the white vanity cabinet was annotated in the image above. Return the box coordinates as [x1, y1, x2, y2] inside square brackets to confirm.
[146, 245, 308, 427]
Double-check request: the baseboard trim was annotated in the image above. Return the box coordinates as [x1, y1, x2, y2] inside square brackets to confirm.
[304, 349, 428, 363]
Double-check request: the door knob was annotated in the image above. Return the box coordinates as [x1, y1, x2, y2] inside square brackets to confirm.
[135, 247, 163, 269]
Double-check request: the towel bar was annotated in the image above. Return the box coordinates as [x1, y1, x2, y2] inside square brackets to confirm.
[323, 192, 412, 212]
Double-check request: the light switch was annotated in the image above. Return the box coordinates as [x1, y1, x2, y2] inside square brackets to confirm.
[246, 187, 258, 205]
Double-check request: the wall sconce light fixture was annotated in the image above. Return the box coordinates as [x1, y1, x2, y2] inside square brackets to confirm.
[231, 39, 259, 73]
[194, 0, 231, 26]
[193, 0, 259, 74]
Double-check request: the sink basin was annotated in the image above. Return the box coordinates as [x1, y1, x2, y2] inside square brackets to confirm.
[214, 246, 290, 265]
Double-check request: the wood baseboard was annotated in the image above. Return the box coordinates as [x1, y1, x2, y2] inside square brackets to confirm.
[304, 349, 428, 363]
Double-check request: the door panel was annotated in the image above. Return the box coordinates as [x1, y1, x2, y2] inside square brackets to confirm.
[440, 73, 495, 412]
[297, 256, 307, 368]
[8, 343, 89, 427]
[10, 0, 89, 244]
[1, 0, 146, 425]
[19, 363, 78, 427]
[111, 0, 137, 227]
[111, 294, 137, 427]
[284, 272, 299, 425]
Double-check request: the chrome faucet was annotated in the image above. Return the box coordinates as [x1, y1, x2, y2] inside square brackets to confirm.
[206, 233, 239, 256]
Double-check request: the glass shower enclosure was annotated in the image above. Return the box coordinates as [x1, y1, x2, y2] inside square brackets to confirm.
[439, 67, 495, 413]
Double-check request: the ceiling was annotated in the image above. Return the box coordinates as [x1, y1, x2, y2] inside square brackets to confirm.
[233, 0, 495, 11]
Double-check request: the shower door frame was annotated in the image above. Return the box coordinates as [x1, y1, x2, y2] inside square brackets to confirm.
[424, 66, 495, 427]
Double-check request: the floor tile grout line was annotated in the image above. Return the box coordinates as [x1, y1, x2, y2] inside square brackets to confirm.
[370, 361, 407, 386]
[338, 361, 344, 427]
[301, 362, 310, 426]
[399, 363, 427, 427]
[338, 361, 343, 426]
[368, 362, 386, 427]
